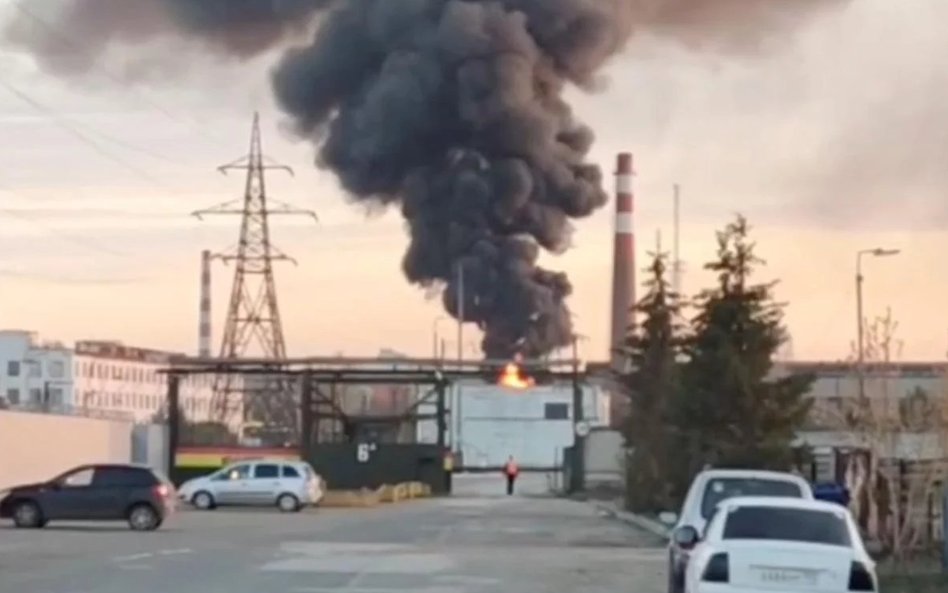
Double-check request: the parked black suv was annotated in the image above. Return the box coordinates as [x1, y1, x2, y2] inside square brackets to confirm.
[0, 463, 175, 531]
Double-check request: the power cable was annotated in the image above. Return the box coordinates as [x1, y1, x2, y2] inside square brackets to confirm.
[0, 181, 129, 257]
[0, 78, 179, 191]
[0, 268, 149, 285]
[10, 0, 237, 151]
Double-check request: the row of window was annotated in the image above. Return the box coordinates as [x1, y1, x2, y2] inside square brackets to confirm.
[5, 387, 65, 406]
[3, 359, 217, 389]
[2, 387, 212, 414]
[74, 361, 213, 387]
[5, 359, 65, 379]
[80, 391, 211, 414]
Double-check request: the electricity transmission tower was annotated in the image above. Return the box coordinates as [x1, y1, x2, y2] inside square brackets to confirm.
[193, 112, 317, 431]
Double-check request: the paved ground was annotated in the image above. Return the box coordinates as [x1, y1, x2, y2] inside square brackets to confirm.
[1, 474, 667, 593]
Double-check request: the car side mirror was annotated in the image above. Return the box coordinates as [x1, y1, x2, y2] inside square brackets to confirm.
[659, 512, 679, 526]
[673, 525, 700, 550]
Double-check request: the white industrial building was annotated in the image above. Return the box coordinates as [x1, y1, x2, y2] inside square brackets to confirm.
[418, 380, 610, 469]
[0, 330, 235, 425]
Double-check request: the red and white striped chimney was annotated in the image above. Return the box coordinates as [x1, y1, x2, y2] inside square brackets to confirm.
[610, 152, 636, 362]
[199, 250, 212, 358]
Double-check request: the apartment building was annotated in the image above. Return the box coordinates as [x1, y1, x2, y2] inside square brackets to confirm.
[0, 330, 239, 426]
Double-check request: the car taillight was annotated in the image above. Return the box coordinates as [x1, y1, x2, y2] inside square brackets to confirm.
[701, 553, 729, 583]
[848, 561, 876, 591]
[154, 484, 170, 498]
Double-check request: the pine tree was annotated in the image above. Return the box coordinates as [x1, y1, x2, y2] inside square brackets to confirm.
[678, 215, 813, 473]
[617, 250, 685, 512]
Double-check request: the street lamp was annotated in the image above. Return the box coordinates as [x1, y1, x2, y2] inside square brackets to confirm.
[432, 316, 447, 360]
[856, 247, 900, 397]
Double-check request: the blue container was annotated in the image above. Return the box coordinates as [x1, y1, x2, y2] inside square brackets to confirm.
[812, 482, 851, 507]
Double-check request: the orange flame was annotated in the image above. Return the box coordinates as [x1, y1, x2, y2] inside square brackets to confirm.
[498, 362, 536, 389]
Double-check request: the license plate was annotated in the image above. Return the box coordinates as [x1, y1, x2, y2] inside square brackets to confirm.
[755, 568, 817, 586]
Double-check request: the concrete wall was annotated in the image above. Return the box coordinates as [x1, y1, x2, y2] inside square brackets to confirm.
[448, 383, 609, 469]
[0, 409, 133, 490]
[584, 428, 625, 485]
[131, 423, 169, 476]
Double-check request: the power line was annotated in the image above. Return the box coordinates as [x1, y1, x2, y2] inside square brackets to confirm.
[0, 268, 148, 286]
[0, 78, 178, 190]
[10, 0, 236, 151]
[0, 181, 129, 257]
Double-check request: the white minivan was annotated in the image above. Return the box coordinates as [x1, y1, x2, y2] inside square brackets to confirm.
[177, 459, 325, 513]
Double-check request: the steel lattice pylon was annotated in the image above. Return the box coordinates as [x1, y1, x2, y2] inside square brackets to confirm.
[193, 112, 317, 431]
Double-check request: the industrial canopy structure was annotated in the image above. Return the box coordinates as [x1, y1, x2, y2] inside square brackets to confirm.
[160, 356, 595, 492]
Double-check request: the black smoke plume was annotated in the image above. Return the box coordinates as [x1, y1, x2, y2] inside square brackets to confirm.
[2, 0, 841, 359]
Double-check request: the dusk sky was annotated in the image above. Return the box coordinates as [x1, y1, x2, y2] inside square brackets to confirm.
[0, 0, 944, 362]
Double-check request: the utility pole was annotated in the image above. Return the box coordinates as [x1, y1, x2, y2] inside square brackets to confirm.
[454, 261, 465, 457]
[672, 184, 682, 296]
[193, 112, 317, 432]
[855, 248, 900, 399]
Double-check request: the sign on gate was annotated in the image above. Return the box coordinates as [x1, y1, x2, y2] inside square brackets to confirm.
[356, 442, 377, 463]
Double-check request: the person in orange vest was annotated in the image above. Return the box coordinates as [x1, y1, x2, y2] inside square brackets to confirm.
[503, 455, 519, 495]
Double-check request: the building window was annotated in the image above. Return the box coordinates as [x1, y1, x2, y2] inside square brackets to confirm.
[6, 388, 19, 404]
[29, 388, 42, 403]
[49, 360, 65, 379]
[544, 402, 570, 420]
[27, 361, 41, 378]
[7, 360, 20, 377]
[49, 388, 64, 405]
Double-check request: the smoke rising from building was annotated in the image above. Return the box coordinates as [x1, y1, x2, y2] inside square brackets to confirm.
[2, 0, 840, 358]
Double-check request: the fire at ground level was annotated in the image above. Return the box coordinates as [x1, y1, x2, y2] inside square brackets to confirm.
[162, 356, 611, 493]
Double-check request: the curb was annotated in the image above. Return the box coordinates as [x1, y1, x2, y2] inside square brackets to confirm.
[591, 501, 671, 539]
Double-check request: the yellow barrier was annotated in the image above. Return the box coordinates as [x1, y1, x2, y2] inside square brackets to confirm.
[323, 482, 433, 508]
[320, 488, 381, 508]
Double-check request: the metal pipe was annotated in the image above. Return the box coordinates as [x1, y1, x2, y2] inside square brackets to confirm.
[166, 355, 585, 370]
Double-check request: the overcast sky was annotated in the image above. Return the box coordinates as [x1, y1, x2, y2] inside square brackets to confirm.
[0, 0, 944, 361]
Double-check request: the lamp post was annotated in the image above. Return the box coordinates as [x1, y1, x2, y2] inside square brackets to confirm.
[856, 248, 900, 398]
[432, 316, 447, 360]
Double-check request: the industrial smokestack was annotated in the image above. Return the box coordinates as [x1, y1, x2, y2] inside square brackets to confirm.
[199, 250, 212, 358]
[608, 152, 636, 429]
[610, 153, 636, 365]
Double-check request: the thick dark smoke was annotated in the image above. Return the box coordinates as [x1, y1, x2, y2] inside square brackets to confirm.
[2, 0, 331, 73]
[2, 0, 839, 359]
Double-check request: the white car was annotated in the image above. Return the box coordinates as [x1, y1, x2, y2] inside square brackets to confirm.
[177, 459, 325, 513]
[666, 469, 814, 593]
[683, 496, 877, 593]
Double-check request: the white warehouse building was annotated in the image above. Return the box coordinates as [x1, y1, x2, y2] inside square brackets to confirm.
[418, 381, 610, 469]
[0, 330, 236, 425]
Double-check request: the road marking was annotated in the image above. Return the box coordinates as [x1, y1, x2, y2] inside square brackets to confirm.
[112, 552, 153, 562]
[158, 548, 193, 556]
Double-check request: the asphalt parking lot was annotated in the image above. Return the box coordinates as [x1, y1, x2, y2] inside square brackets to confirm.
[1, 475, 668, 593]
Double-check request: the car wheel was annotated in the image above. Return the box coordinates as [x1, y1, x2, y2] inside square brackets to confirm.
[277, 493, 300, 513]
[668, 552, 683, 593]
[12, 501, 43, 528]
[128, 504, 160, 531]
[192, 490, 215, 510]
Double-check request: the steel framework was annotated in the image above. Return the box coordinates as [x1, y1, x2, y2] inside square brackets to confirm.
[162, 357, 595, 491]
[192, 113, 317, 428]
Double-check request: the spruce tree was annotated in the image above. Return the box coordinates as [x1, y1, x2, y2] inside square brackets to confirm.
[617, 250, 684, 512]
[678, 215, 813, 473]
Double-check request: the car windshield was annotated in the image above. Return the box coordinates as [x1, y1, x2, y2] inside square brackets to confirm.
[701, 477, 804, 519]
[723, 506, 852, 547]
